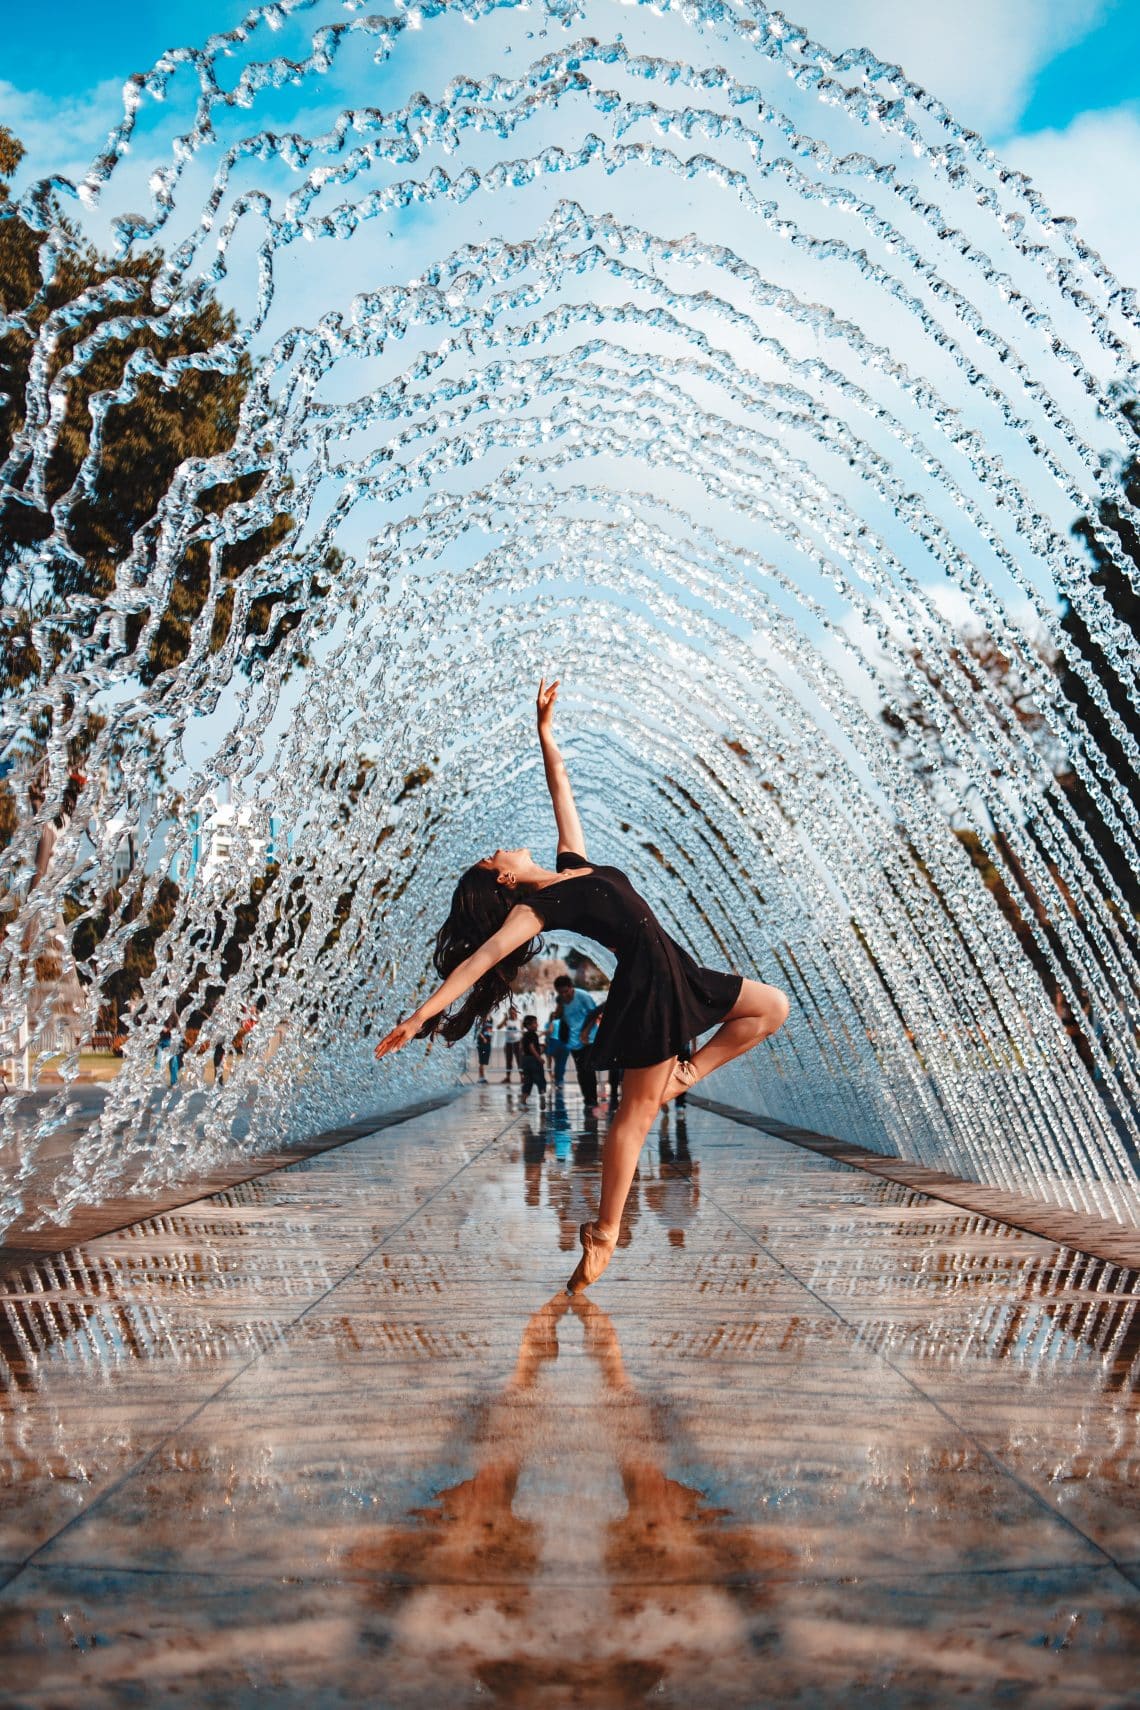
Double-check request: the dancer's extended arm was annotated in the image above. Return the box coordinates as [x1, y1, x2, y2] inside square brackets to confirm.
[374, 904, 543, 1058]
[536, 677, 586, 857]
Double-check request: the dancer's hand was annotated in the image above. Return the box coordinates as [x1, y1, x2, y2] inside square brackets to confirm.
[374, 1016, 420, 1059]
[536, 676, 559, 735]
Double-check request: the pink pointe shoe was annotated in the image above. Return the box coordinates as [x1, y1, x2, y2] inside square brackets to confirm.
[663, 1059, 698, 1103]
[566, 1221, 617, 1295]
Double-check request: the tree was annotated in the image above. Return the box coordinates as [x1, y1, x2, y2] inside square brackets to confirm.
[66, 877, 181, 1036]
[0, 125, 309, 693]
[879, 610, 1139, 1072]
[1, 123, 339, 1053]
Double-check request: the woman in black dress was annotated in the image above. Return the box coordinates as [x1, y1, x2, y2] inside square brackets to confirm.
[375, 680, 790, 1292]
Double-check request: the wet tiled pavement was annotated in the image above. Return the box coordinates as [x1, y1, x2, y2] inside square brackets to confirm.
[0, 1084, 1137, 1707]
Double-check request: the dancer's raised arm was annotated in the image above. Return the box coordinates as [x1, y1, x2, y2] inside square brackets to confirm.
[536, 677, 587, 857]
[373, 903, 542, 1059]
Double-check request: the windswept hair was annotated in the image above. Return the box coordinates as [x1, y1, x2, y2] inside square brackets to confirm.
[419, 863, 542, 1045]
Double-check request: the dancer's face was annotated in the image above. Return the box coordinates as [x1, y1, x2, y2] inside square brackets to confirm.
[479, 847, 532, 886]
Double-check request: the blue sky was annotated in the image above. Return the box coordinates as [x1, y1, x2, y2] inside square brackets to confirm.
[2, 0, 1135, 905]
[3, 0, 1138, 135]
[1015, 0, 1140, 132]
[4, 0, 1140, 290]
[1, 1, 222, 95]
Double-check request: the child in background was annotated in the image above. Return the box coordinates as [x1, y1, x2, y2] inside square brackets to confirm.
[519, 1014, 547, 1103]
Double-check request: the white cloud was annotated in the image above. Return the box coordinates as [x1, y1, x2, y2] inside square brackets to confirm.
[1003, 104, 1140, 288]
[787, 0, 1108, 137]
[1, 76, 125, 197]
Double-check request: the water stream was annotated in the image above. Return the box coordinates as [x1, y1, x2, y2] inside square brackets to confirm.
[2, 0, 1139, 1231]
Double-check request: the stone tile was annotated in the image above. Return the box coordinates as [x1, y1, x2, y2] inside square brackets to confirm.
[0, 1100, 514, 1565]
[0, 1088, 1137, 1705]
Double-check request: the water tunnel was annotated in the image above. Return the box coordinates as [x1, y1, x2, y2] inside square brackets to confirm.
[2, 0, 1140, 1237]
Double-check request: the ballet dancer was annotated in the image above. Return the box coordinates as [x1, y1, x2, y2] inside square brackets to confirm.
[374, 679, 790, 1291]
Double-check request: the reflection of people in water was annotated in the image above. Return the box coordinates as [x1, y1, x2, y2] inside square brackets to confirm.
[643, 1103, 700, 1249]
[546, 1084, 572, 1164]
[518, 1095, 640, 1255]
[347, 1295, 793, 1705]
[375, 679, 791, 1293]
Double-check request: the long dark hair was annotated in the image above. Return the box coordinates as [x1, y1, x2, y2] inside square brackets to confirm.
[419, 863, 542, 1044]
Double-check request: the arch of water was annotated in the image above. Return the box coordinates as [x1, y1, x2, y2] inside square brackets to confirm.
[2, 0, 1139, 1232]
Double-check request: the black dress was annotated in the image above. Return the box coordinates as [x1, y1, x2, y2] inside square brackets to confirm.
[526, 851, 743, 1071]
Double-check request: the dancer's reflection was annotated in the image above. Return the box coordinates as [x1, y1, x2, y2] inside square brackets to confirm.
[348, 1296, 793, 1706]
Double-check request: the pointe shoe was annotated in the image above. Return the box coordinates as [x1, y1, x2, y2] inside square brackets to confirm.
[566, 1221, 617, 1295]
[663, 1059, 698, 1103]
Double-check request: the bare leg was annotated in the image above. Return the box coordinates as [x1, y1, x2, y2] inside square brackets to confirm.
[662, 978, 790, 1104]
[567, 1058, 676, 1293]
[596, 1059, 677, 1236]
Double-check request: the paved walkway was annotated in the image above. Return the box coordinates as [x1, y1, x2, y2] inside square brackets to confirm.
[0, 1085, 1137, 1707]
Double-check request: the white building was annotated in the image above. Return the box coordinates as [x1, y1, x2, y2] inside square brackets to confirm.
[175, 793, 287, 889]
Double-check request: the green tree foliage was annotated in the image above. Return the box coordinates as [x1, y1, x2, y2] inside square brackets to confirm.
[1, 123, 340, 1036]
[66, 877, 181, 1033]
[879, 449, 1140, 1069]
[0, 123, 307, 695]
[879, 632, 1084, 1050]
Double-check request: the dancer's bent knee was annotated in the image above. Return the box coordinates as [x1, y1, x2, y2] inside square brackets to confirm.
[613, 1091, 663, 1129]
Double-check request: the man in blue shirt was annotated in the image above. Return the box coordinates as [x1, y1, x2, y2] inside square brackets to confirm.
[552, 974, 600, 1108]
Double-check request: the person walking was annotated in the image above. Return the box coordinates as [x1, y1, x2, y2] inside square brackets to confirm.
[501, 1005, 522, 1083]
[550, 973, 601, 1109]
[475, 1013, 494, 1081]
[374, 678, 790, 1293]
[156, 1024, 181, 1088]
[545, 1001, 570, 1085]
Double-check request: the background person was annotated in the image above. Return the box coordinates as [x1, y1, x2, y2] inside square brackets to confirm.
[519, 1013, 547, 1104]
[475, 1012, 494, 1080]
[501, 1004, 522, 1083]
[545, 996, 571, 1085]
[552, 973, 599, 1108]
